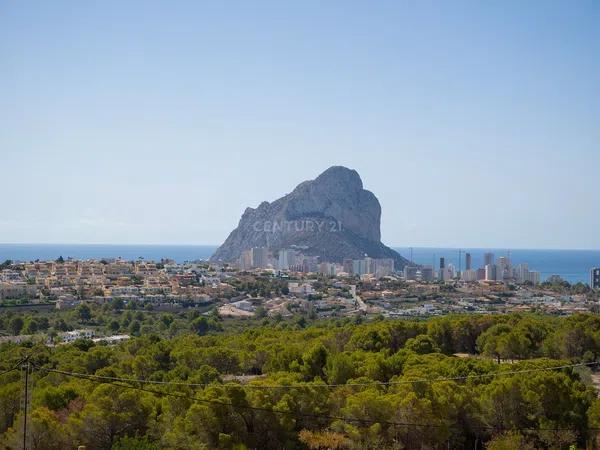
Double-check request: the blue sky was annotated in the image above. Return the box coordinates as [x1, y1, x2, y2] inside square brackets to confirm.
[1, 1, 598, 249]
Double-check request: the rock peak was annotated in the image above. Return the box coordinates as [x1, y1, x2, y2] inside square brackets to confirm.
[210, 166, 408, 268]
[314, 166, 363, 189]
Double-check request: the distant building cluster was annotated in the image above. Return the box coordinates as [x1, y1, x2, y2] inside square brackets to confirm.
[402, 252, 542, 285]
[238, 247, 394, 278]
[0, 253, 598, 333]
[0, 328, 130, 346]
[0, 258, 233, 307]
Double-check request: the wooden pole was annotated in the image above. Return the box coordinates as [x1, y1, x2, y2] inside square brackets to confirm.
[22, 361, 29, 450]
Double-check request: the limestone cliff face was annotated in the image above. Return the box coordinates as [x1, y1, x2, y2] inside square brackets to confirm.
[210, 166, 409, 268]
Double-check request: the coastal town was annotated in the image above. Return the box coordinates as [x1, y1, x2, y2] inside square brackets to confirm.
[1, 250, 598, 345]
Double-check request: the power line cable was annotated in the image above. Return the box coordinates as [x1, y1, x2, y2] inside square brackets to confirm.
[33, 364, 599, 433]
[35, 360, 597, 389]
[0, 357, 28, 377]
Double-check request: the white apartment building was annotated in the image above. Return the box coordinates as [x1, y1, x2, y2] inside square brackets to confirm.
[59, 329, 95, 343]
[461, 269, 477, 282]
[278, 249, 296, 270]
[288, 282, 315, 296]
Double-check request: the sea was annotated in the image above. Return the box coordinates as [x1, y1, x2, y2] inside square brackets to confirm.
[0, 244, 598, 285]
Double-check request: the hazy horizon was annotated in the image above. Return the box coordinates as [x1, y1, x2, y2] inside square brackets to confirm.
[2, 1, 598, 249]
[1, 242, 600, 253]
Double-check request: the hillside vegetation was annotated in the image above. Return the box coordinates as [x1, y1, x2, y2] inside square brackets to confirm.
[2, 313, 600, 449]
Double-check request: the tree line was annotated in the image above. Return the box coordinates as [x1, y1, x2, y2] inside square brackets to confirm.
[1, 313, 600, 449]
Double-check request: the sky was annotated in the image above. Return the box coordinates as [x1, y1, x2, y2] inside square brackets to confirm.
[1, 1, 599, 249]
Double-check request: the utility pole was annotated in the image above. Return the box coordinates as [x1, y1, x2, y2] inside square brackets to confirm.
[22, 359, 30, 450]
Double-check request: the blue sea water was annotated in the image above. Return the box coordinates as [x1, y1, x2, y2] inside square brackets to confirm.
[0, 244, 598, 284]
[0, 244, 217, 264]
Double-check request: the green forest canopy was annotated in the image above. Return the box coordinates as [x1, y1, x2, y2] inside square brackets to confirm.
[2, 313, 600, 449]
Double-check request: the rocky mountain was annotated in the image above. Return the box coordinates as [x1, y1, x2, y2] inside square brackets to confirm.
[210, 166, 409, 269]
